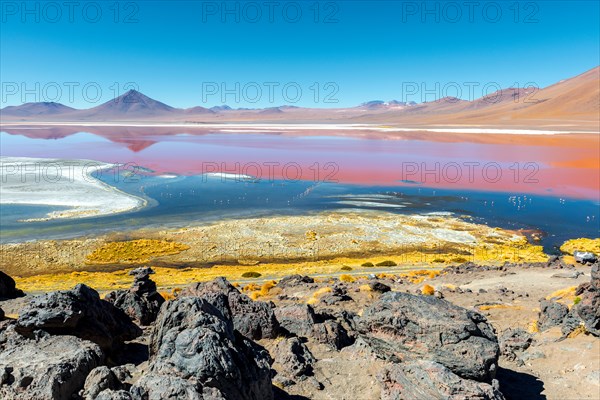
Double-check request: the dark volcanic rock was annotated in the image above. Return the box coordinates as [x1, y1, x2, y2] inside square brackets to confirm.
[131, 375, 203, 399]
[275, 305, 359, 349]
[318, 309, 360, 340]
[133, 371, 274, 400]
[277, 274, 315, 288]
[442, 262, 486, 274]
[96, 390, 132, 400]
[15, 284, 142, 353]
[368, 281, 391, 293]
[275, 304, 318, 337]
[179, 277, 233, 317]
[561, 308, 584, 337]
[105, 267, 165, 326]
[575, 282, 591, 296]
[131, 296, 273, 400]
[312, 320, 353, 350]
[575, 262, 600, 336]
[577, 293, 600, 336]
[358, 292, 499, 382]
[272, 337, 316, 378]
[537, 263, 600, 337]
[537, 300, 569, 331]
[547, 256, 569, 269]
[591, 262, 600, 287]
[319, 284, 352, 305]
[180, 277, 279, 340]
[0, 270, 24, 299]
[378, 360, 505, 400]
[82, 366, 127, 399]
[0, 321, 104, 400]
[499, 328, 532, 364]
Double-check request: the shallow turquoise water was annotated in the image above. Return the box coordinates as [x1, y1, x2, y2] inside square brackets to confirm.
[1, 171, 598, 253]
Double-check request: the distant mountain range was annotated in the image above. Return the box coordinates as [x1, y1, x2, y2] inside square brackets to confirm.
[0, 90, 417, 119]
[1, 102, 76, 117]
[1, 67, 598, 129]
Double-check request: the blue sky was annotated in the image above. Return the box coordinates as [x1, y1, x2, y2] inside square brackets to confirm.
[1, 1, 599, 108]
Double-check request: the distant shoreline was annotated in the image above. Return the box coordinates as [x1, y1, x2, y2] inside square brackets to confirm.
[1, 122, 597, 135]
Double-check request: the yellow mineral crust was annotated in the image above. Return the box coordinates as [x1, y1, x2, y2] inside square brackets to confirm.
[86, 239, 190, 264]
[560, 238, 600, 255]
[2, 211, 549, 292]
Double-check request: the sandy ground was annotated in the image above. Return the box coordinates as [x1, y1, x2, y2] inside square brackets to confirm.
[435, 266, 600, 400]
[0, 157, 146, 220]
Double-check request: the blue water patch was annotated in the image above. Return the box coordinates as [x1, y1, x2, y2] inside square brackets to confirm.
[1, 170, 598, 252]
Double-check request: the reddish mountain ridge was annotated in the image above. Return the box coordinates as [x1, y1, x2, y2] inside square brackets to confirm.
[1, 67, 598, 129]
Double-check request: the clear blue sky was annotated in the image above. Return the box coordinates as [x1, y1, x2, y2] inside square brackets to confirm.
[1, 1, 598, 108]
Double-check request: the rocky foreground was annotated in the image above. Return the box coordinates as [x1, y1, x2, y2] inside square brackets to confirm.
[0, 259, 599, 400]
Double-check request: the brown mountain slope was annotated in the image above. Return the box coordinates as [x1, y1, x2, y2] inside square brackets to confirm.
[511, 66, 599, 119]
[1, 67, 598, 129]
[350, 67, 599, 129]
[409, 67, 598, 128]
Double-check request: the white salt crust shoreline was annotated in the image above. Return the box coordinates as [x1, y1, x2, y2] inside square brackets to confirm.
[0, 157, 146, 221]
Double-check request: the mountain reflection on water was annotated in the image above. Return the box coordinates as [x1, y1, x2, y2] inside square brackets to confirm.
[0, 128, 598, 249]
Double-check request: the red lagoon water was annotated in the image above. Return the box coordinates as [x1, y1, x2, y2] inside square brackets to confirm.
[1, 127, 598, 201]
